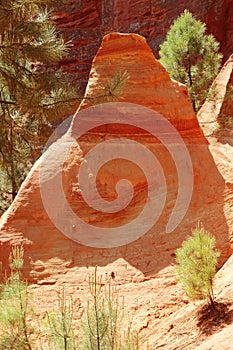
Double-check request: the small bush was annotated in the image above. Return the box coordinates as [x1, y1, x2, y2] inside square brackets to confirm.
[81, 267, 142, 350]
[175, 226, 220, 307]
[0, 246, 34, 350]
[46, 288, 78, 350]
[0, 252, 145, 349]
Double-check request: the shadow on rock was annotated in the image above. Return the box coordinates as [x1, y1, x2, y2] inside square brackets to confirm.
[197, 301, 233, 336]
[213, 127, 233, 147]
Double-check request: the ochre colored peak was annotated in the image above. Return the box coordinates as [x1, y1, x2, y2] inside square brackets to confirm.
[80, 32, 205, 141]
[93, 32, 154, 63]
[103, 32, 147, 44]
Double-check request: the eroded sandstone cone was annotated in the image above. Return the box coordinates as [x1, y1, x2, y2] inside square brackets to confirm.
[0, 33, 231, 283]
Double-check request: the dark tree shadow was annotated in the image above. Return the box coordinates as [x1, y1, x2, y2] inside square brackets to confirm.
[197, 301, 233, 336]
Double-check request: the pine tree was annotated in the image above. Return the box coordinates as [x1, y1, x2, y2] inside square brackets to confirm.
[0, 0, 78, 208]
[159, 10, 222, 112]
[81, 267, 142, 350]
[175, 226, 220, 307]
[0, 246, 34, 350]
[46, 288, 78, 350]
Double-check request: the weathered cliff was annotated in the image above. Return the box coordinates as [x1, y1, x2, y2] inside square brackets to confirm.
[54, 0, 233, 93]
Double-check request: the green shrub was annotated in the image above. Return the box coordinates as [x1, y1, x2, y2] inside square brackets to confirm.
[0, 246, 34, 350]
[0, 252, 145, 349]
[81, 267, 143, 350]
[159, 10, 222, 112]
[175, 226, 220, 306]
[46, 288, 78, 350]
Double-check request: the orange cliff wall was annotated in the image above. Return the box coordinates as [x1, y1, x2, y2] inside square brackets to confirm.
[54, 0, 233, 93]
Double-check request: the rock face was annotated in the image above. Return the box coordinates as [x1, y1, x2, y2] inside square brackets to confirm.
[198, 54, 233, 133]
[195, 325, 233, 350]
[0, 33, 231, 284]
[55, 0, 233, 93]
[198, 54, 233, 186]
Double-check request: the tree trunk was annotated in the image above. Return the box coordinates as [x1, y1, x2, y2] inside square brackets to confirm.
[187, 56, 196, 113]
[9, 118, 17, 201]
[209, 287, 216, 310]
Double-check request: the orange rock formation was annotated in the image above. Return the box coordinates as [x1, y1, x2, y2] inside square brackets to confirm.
[0, 33, 231, 286]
